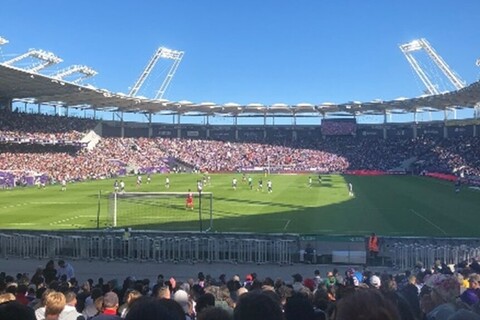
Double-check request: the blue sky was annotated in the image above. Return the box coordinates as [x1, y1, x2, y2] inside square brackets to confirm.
[1, 0, 479, 123]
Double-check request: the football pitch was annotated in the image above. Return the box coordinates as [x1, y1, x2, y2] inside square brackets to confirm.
[0, 174, 478, 237]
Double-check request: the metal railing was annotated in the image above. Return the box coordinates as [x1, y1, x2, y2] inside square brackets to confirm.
[0, 231, 297, 265]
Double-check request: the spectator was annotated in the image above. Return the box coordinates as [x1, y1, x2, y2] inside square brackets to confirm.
[44, 291, 67, 320]
[233, 290, 283, 320]
[91, 292, 121, 320]
[197, 306, 233, 320]
[0, 300, 36, 320]
[57, 261, 75, 282]
[59, 291, 84, 320]
[333, 288, 400, 320]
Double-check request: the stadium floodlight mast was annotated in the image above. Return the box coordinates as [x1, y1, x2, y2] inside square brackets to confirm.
[399, 38, 465, 95]
[3, 49, 62, 73]
[129, 46, 184, 99]
[51, 65, 98, 84]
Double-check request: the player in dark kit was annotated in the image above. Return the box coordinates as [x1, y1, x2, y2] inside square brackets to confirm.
[257, 178, 263, 192]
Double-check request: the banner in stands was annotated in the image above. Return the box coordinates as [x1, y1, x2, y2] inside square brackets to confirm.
[180, 127, 206, 139]
[154, 127, 175, 137]
[321, 119, 357, 136]
[416, 125, 443, 138]
[357, 127, 383, 138]
[386, 127, 413, 138]
[447, 125, 474, 137]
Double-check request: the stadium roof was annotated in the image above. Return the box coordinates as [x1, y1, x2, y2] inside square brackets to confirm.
[1, 63, 480, 117]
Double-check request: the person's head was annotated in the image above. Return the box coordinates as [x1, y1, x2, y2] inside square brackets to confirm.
[126, 289, 143, 306]
[292, 273, 303, 283]
[156, 298, 186, 320]
[58, 260, 65, 268]
[173, 289, 190, 315]
[468, 273, 480, 290]
[0, 293, 15, 304]
[333, 288, 400, 320]
[45, 291, 66, 319]
[195, 293, 215, 314]
[0, 301, 36, 320]
[284, 292, 315, 320]
[369, 275, 381, 289]
[103, 292, 119, 310]
[197, 306, 233, 320]
[125, 297, 178, 320]
[234, 290, 283, 320]
[156, 283, 171, 299]
[64, 291, 77, 306]
[423, 273, 460, 308]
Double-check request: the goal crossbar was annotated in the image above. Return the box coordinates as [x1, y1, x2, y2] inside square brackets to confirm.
[108, 191, 213, 232]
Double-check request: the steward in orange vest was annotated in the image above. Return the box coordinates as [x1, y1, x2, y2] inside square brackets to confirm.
[368, 233, 379, 259]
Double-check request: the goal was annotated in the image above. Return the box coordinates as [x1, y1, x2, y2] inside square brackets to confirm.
[108, 192, 213, 232]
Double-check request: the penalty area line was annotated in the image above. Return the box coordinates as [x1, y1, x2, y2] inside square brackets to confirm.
[283, 219, 291, 231]
[409, 209, 447, 236]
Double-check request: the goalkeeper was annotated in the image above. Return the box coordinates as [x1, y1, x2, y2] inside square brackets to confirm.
[186, 189, 194, 210]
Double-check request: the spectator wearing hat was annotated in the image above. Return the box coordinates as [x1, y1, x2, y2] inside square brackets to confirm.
[244, 274, 253, 289]
[303, 278, 316, 292]
[369, 275, 381, 289]
[91, 292, 121, 320]
[173, 289, 193, 320]
[325, 271, 337, 288]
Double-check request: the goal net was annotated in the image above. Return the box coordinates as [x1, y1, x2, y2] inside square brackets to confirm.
[108, 192, 213, 232]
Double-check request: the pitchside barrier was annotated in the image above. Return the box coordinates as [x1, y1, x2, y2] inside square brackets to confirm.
[1, 231, 480, 269]
[0, 231, 298, 265]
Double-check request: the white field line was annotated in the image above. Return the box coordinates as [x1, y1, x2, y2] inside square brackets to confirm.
[410, 209, 447, 235]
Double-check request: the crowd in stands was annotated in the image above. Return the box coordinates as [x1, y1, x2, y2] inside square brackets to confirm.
[1, 111, 480, 185]
[0, 109, 97, 142]
[418, 136, 480, 177]
[159, 138, 349, 173]
[3, 257, 480, 319]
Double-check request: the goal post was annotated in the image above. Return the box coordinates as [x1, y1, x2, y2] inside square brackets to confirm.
[108, 192, 213, 232]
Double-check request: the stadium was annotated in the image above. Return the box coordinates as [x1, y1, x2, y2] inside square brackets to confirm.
[1, 6, 480, 318]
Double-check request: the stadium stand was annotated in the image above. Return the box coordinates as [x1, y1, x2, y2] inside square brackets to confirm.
[1, 110, 480, 187]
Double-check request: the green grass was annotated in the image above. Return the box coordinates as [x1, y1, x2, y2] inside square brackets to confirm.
[0, 174, 478, 237]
